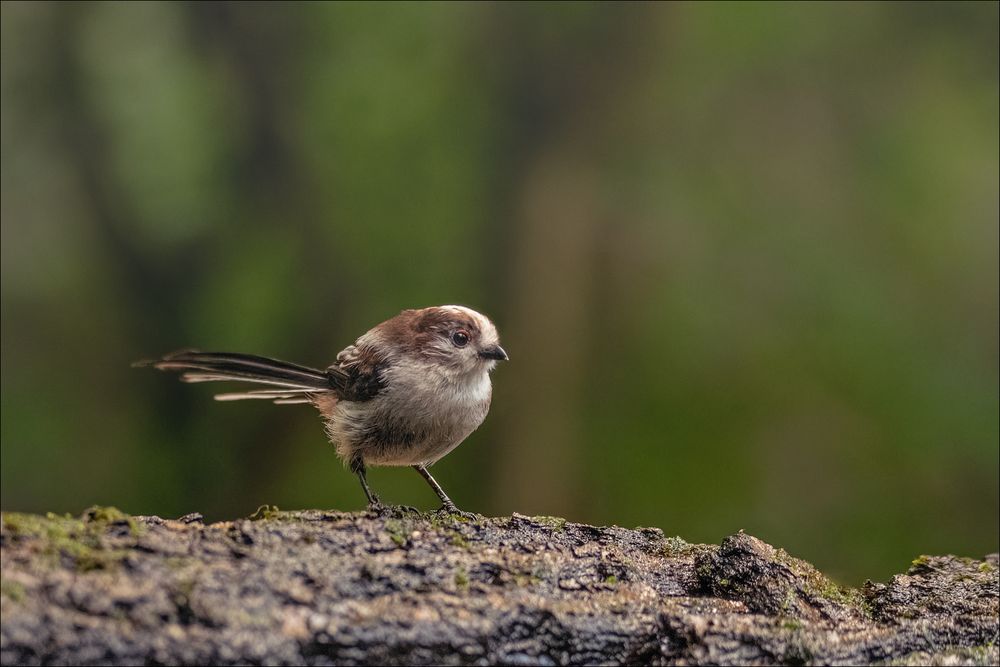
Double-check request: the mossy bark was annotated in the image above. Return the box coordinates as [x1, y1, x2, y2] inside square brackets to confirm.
[1, 508, 997, 666]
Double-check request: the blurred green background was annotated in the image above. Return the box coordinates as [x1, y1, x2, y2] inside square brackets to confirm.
[1, 1, 997, 585]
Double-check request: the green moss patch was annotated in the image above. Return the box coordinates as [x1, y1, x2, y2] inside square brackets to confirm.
[773, 547, 872, 617]
[0, 578, 26, 602]
[1, 506, 141, 572]
[248, 504, 282, 521]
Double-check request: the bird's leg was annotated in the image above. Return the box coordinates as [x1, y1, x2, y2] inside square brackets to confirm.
[350, 456, 418, 515]
[412, 464, 477, 519]
[350, 456, 384, 512]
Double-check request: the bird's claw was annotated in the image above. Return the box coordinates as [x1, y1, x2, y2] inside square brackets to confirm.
[367, 501, 421, 517]
[435, 504, 478, 521]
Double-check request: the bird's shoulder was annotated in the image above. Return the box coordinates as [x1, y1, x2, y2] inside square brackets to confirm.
[327, 341, 388, 402]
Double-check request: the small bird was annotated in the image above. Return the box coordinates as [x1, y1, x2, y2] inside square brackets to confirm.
[137, 305, 507, 514]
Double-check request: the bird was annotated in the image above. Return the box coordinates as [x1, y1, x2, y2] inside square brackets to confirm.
[136, 305, 507, 515]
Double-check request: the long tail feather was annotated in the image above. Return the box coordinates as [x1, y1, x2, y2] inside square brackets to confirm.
[135, 350, 335, 403]
[214, 388, 318, 404]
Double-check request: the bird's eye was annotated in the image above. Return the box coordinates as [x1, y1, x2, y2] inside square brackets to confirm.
[451, 330, 470, 347]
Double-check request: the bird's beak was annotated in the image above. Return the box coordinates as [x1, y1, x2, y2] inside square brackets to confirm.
[478, 344, 509, 361]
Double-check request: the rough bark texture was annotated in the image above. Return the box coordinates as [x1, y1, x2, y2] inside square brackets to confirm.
[1, 507, 997, 666]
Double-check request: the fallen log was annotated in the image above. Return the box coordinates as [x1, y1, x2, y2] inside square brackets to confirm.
[1, 507, 996, 665]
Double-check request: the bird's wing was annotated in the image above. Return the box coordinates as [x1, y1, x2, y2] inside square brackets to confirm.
[328, 343, 387, 402]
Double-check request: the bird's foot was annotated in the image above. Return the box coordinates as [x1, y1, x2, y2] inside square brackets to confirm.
[435, 503, 479, 522]
[367, 501, 420, 517]
[365, 493, 391, 515]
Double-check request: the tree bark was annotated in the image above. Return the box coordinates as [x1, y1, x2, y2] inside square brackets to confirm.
[1, 507, 997, 666]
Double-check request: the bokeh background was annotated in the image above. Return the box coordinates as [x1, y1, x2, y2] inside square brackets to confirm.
[2, 1, 997, 585]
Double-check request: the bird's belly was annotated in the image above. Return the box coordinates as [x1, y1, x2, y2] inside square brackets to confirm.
[327, 381, 491, 467]
[345, 410, 486, 467]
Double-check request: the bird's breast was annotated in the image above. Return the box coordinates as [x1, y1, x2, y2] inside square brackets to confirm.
[383, 366, 492, 434]
[327, 366, 493, 466]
